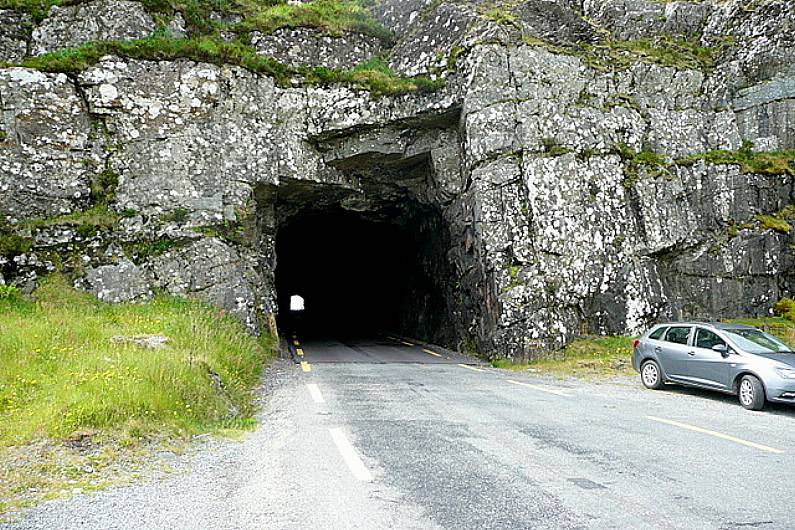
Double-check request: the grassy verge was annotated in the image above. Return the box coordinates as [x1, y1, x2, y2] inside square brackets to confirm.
[0, 275, 275, 517]
[491, 336, 634, 380]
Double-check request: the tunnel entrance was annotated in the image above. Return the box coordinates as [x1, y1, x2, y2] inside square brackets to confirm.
[273, 184, 457, 346]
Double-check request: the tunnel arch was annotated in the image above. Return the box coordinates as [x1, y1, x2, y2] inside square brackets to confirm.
[274, 191, 457, 345]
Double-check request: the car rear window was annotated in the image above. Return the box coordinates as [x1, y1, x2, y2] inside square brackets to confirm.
[664, 326, 691, 345]
[649, 327, 667, 340]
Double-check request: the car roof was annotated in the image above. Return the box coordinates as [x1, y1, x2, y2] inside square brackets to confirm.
[651, 322, 758, 330]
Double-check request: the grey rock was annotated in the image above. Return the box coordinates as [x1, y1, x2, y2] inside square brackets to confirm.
[111, 334, 169, 349]
[150, 238, 261, 332]
[0, 68, 93, 223]
[3, 0, 795, 359]
[32, 0, 156, 56]
[583, 0, 710, 40]
[0, 10, 30, 63]
[252, 28, 382, 69]
[82, 259, 153, 303]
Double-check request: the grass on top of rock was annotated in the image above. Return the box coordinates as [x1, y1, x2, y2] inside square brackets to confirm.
[491, 335, 635, 380]
[234, 0, 392, 42]
[679, 141, 795, 177]
[0, 274, 275, 516]
[1, 0, 391, 40]
[20, 35, 441, 97]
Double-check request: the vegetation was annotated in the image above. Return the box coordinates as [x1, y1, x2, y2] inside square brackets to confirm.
[0, 233, 33, 258]
[540, 137, 572, 157]
[0, 275, 275, 515]
[234, 0, 392, 41]
[613, 143, 670, 188]
[0, 0, 389, 39]
[679, 140, 795, 177]
[578, 36, 717, 72]
[618, 141, 795, 190]
[21, 35, 440, 97]
[491, 335, 635, 379]
[753, 205, 795, 235]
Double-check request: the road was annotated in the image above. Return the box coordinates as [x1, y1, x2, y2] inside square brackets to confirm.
[5, 336, 795, 529]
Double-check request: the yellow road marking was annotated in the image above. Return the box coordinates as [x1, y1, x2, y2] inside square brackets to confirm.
[296, 348, 304, 357]
[458, 364, 485, 372]
[400, 341, 415, 347]
[300, 361, 312, 372]
[422, 348, 442, 357]
[506, 379, 570, 397]
[293, 340, 300, 346]
[647, 416, 783, 454]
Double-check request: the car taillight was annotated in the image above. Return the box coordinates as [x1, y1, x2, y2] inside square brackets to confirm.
[632, 339, 640, 349]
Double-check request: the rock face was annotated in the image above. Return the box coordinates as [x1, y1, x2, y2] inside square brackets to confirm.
[0, 10, 31, 63]
[31, 0, 156, 56]
[251, 28, 382, 69]
[1, 0, 795, 359]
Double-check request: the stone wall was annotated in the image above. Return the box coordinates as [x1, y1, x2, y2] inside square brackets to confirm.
[1, 0, 794, 359]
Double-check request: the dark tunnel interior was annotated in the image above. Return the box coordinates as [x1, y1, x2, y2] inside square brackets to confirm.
[274, 207, 455, 342]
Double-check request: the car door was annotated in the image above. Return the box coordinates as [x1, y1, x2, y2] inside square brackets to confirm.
[656, 326, 693, 379]
[685, 328, 731, 389]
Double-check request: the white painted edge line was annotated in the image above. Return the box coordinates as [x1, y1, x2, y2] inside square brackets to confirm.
[506, 379, 570, 397]
[329, 428, 373, 482]
[458, 364, 485, 372]
[307, 383, 325, 404]
[647, 416, 783, 454]
[422, 348, 442, 357]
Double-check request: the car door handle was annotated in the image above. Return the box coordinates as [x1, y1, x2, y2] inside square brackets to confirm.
[687, 351, 696, 356]
[654, 347, 661, 353]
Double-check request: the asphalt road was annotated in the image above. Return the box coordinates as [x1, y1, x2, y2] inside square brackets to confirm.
[6, 335, 795, 529]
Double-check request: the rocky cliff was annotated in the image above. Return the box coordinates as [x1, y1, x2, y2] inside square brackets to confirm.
[1, 0, 794, 359]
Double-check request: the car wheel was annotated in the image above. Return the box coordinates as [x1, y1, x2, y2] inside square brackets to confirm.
[640, 359, 664, 390]
[738, 375, 765, 410]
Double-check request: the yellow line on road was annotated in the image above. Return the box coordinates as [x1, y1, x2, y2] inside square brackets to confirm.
[506, 379, 570, 397]
[296, 348, 304, 357]
[458, 364, 485, 372]
[422, 348, 442, 357]
[293, 340, 300, 346]
[647, 416, 783, 454]
[300, 361, 312, 372]
[400, 341, 415, 347]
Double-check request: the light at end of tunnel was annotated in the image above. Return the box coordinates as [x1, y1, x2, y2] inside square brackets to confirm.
[290, 294, 305, 311]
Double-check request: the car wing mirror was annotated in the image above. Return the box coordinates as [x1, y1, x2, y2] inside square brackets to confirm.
[712, 344, 729, 357]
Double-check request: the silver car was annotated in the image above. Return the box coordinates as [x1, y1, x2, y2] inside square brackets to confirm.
[632, 322, 795, 410]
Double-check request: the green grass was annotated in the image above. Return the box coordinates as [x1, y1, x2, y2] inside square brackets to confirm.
[491, 336, 635, 379]
[679, 141, 795, 177]
[0, 0, 388, 40]
[235, 0, 392, 42]
[0, 275, 275, 515]
[0, 0, 63, 22]
[21, 35, 440, 97]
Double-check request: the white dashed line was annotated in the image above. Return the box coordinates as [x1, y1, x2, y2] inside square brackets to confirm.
[647, 416, 783, 454]
[506, 379, 570, 397]
[307, 383, 325, 404]
[329, 428, 373, 482]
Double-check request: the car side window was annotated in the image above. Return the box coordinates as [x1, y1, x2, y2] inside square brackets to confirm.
[695, 329, 725, 350]
[649, 327, 667, 340]
[664, 326, 691, 345]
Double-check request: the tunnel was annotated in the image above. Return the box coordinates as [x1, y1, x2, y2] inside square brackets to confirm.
[273, 190, 457, 345]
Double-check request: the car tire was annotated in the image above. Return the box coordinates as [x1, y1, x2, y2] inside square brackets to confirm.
[738, 375, 765, 411]
[640, 359, 664, 390]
